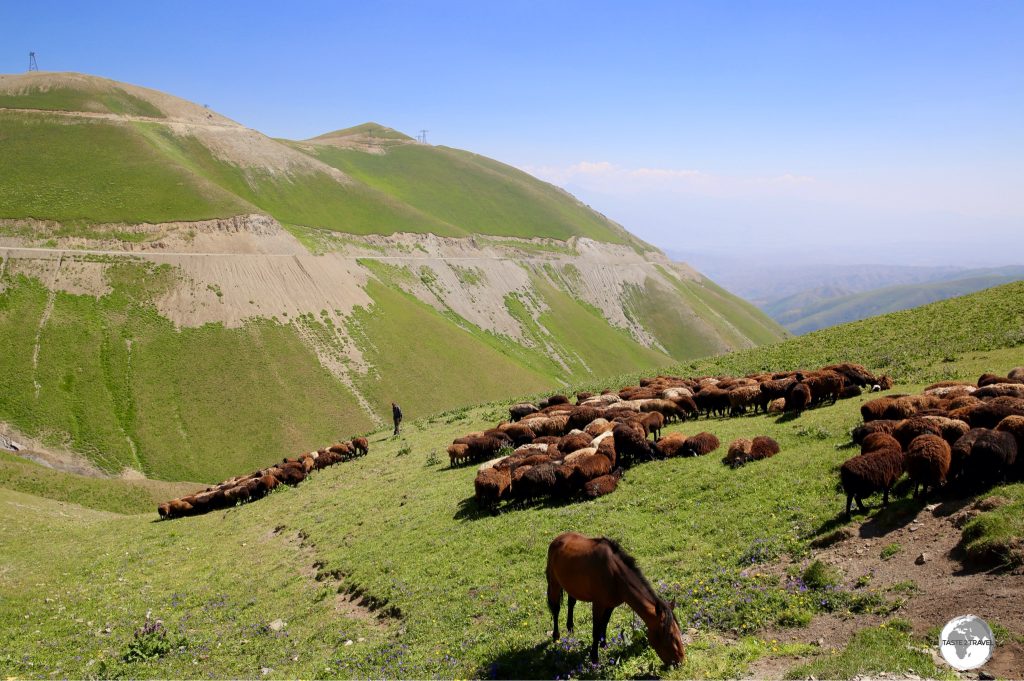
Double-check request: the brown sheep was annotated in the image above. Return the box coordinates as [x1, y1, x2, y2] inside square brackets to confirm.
[475, 467, 511, 506]
[838, 385, 863, 400]
[824, 362, 878, 387]
[350, 437, 369, 457]
[974, 383, 1024, 399]
[892, 417, 944, 450]
[861, 397, 896, 422]
[920, 415, 970, 445]
[803, 370, 845, 404]
[541, 394, 571, 408]
[840, 445, 904, 517]
[905, 435, 951, 498]
[509, 403, 539, 422]
[767, 397, 786, 413]
[655, 432, 688, 458]
[682, 432, 720, 457]
[575, 391, 595, 403]
[157, 502, 171, 519]
[671, 395, 698, 419]
[584, 418, 614, 437]
[1009, 367, 1024, 381]
[966, 396, 1024, 429]
[612, 421, 657, 466]
[583, 468, 623, 499]
[875, 375, 894, 390]
[723, 438, 753, 467]
[965, 429, 1018, 487]
[749, 436, 781, 461]
[567, 452, 614, 489]
[596, 435, 617, 467]
[639, 411, 665, 440]
[695, 387, 730, 418]
[448, 443, 472, 466]
[728, 384, 762, 415]
[514, 462, 560, 501]
[560, 431, 594, 454]
[496, 421, 536, 446]
[785, 383, 811, 413]
[329, 441, 355, 458]
[861, 432, 901, 455]
[567, 406, 603, 432]
[851, 419, 901, 445]
[995, 414, 1024, 452]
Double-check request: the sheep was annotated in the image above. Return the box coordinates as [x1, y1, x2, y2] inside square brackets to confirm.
[462, 435, 508, 462]
[682, 432, 720, 457]
[966, 396, 1024, 429]
[566, 452, 614, 489]
[523, 414, 571, 437]
[639, 398, 684, 422]
[655, 432, 688, 458]
[513, 462, 560, 501]
[995, 414, 1024, 453]
[759, 377, 797, 406]
[920, 415, 970, 445]
[509, 403, 539, 422]
[448, 443, 471, 466]
[861, 432, 901, 454]
[612, 421, 657, 467]
[767, 397, 786, 413]
[965, 429, 1018, 487]
[924, 380, 974, 392]
[749, 436, 781, 461]
[329, 441, 355, 459]
[840, 445, 904, 517]
[596, 434, 617, 467]
[350, 437, 369, 457]
[785, 383, 811, 413]
[974, 383, 1024, 399]
[580, 393, 621, 407]
[723, 439, 753, 467]
[851, 419, 901, 445]
[838, 385, 863, 400]
[892, 417, 944, 450]
[823, 362, 877, 387]
[575, 391, 595, 403]
[803, 370, 845, 404]
[1009, 367, 1024, 380]
[556, 430, 590, 453]
[905, 435, 951, 498]
[475, 467, 511, 506]
[567, 406, 603, 432]
[639, 411, 665, 440]
[662, 386, 694, 400]
[584, 418, 614, 437]
[861, 397, 896, 422]
[728, 384, 762, 415]
[583, 468, 624, 499]
[496, 421, 537, 446]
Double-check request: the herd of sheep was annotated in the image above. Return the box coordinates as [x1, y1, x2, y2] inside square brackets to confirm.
[157, 437, 369, 520]
[458, 362, 890, 508]
[840, 366, 1024, 518]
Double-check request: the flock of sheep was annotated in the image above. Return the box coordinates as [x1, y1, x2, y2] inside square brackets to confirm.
[157, 437, 369, 519]
[841, 366, 1024, 517]
[458, 362, 891, 508]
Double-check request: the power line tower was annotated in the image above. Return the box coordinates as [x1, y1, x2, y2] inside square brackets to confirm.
[28, 52, 38, 71]
[418, 129, 429, 144]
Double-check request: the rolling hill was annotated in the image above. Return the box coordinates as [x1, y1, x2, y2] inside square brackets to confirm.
[0, 71, 785, 482]
[1, 281, 1022, 680]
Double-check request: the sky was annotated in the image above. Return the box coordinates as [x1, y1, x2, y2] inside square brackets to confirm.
[2, 1, 1022, 266]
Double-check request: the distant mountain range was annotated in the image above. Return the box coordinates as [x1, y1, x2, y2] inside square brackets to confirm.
[669, 250, 1024, 334]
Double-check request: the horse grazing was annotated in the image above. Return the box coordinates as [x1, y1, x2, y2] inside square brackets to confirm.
[545, 532, 685, 666]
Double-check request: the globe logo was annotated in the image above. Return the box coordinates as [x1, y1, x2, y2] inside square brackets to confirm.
[939, 615, 994, 670]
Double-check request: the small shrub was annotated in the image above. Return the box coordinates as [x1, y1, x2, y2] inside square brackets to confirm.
[425, 451, 440, 466]
[802, 560, 841, 590]
[777, 606, 813, 627]
[880, 542, 901, 560]
[396, 445, 411, 458]
[122, 615, 181, 662]
[855, 572, 873, 588]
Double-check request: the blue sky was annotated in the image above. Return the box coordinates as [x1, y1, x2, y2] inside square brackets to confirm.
[3, 1, 1022, 264]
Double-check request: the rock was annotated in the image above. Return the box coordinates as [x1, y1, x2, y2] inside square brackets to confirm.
[260, 668, 271, 676]
[979, 672, 995, 680]
[915, 552, 929, 565]
[909, 525, 919, 532]
[925, 503, 940, 513]
[816, 637, 825, 647]
[343, 639, 353, 646]
[269, 618, 286, 632]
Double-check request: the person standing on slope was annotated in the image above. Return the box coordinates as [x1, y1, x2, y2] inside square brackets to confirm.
[392, 402, 403, 436]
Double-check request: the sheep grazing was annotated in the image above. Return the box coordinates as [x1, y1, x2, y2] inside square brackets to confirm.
[749, 436, 781, 461]
[851, 419, 901, 445]
[612, 421, 657, 466]
[583, 468, 624, 499]
[655, 432, 688, 458]
[509, 403, 539, 422]
[567, 452, 614, 489]
[995, 414, 1024, 453]
[920, 415, 970, 445]
[496, 421, 536, 446]
[448, 443, 471, 466]
[823, 362, 878, 387]
[723, 439, 753, 467]
[905, 435, 951, 499]
[891, 417, 944, 450]
[728, 384, 762, 415]
[540, 394, 570, 408]
[695, 387, 730, 418]
[861, 432, 901, 455]
[861, 397, 896, 422]
[965, 429, 1018, 487]
[767, 397, 786, 414]
[839, 445, 904, 518]
[475, 467, 511, 507]
[639, 411, 665, 440]
[584, 418, 614, 437]
[803, 370, 845, 405]
[838, 385, 863, 400]
[567, 406, 602, 432]
[671, 394, 698, 419]
[965, 396, 1024, 429]
[682, 432, 720, 457]
[575, 391, 595, 403]
[974, 383, 1024, 399]
[350, 437, 369, 457]
[784, 383, 811, 413]
[560, 430, 594, 454]
[513, 462, 560, 501]
[1009, 367, 1024, 381]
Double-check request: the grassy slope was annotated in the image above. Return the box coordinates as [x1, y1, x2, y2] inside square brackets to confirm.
[0, 84, 165, 117]
[0, 266, 373, 483]
[308, 143, 635, 244]
[0, 112, 247, 223]
[768, 269, 1024, 334]
[1, 283, 1021, 679]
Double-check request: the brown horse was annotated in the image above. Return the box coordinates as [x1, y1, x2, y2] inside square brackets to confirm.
[546, 532, 685, 665]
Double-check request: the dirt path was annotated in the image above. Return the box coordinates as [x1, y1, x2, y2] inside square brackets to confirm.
[759, 498, 1024, 678]
[31, 252, 61, 399]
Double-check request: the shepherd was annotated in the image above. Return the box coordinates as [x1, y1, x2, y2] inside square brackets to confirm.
[545, 532, 685, 666]
[391, 402, 403, 436]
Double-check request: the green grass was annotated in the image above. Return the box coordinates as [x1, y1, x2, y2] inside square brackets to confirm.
[2, 280, 1024, 677]
[0, 451, 202, 514]
[0, 112, 246, 223]
[0, 266, 373, 482]
[959, 490, 1024, 568]
[0, 85, 165, 117]
[785, 623, 956, 680]
[309, 143, 636, 243]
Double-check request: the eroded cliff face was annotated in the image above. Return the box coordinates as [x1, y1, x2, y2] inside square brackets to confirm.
[1, 215, 776, 422]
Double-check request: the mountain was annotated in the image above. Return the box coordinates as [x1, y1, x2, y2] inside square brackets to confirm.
[0, 72, 785, 482]
[764, 266, 1024, 334]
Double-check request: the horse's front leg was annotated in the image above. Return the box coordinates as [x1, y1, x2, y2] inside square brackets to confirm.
[566, 595, 576, 635]
[590, 605, 611, 663]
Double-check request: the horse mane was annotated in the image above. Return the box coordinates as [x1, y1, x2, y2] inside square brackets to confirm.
[598, 537, 660, 602]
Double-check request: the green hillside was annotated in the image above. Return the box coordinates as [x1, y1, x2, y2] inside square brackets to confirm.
[2, 283, 1022, 679]
[765, 267, 1024, 334]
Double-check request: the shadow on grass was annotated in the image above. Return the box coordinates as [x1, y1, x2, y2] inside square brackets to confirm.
[774, 412, 803, 424]
[478, 632, 658, 680]
[453, 493, 587, 521]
